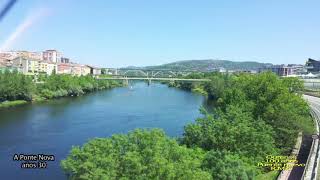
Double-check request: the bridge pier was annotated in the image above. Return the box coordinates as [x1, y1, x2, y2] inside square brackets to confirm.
[123, 77, 129, 86]
[147, 78, 151, 86]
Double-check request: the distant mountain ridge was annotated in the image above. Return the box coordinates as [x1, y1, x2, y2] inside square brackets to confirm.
[141, 59, 272, 71]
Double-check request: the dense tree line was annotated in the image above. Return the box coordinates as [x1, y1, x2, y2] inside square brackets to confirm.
[61, 72, 314, 179]
[200, 72, 312, 154]
[37, 74, 120, 99]
[0, 70, 34, 102]
[0, 70, 121, 103]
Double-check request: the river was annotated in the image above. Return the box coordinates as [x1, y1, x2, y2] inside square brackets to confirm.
[0, 82, 204, 179]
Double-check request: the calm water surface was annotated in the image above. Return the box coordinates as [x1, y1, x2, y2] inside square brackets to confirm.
[0, 82, 204, 180]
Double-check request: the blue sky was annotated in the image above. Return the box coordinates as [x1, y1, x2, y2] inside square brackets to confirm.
[0, 0, 319, 67]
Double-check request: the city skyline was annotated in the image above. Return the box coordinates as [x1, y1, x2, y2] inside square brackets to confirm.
[0, 0, 319, 68]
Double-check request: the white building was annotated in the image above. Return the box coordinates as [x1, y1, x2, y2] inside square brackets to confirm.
[11, 57, 57, 75]
[87, 66, 102, 75]
[43, 50, 62, 63]
[287, 64, 307, 75]
[46, 62, 57, 75]
[12, 57, 41, 75]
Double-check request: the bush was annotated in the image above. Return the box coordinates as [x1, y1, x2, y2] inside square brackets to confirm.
[61, 129, 211, 180]
[0, 71, 35, 102]
[183, 106, 277, 164]
[202, 150, 257, 179]
[36, 74, 120, 99]
[40, 89, 55, 99]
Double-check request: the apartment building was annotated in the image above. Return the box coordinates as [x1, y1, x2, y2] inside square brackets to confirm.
[39, 61, 57, 75]
[57, 63, 72, 74]
[60, 57, 70, 63]
[3, 50, 102, 76]
[0, 51, 42, 60]
[46, 62, 57, 75]
[259, 65, 293, 76]
[29, 52, 43, 60]
[87, 66, 102, 75]
[71, 64, 82, 76]
[43, 50, 62, 63]
[12, 57, 41, 75]
[0, 51, 19, 60]
[81, 65, 91, 76]
[57, 63, 91, 76]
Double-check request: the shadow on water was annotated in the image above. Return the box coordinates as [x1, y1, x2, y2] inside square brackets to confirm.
[201, 97, 217, 114]
[0, 95, 91, 126]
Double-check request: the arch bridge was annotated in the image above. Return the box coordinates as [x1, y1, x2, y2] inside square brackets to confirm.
[105, 68, 202, 78]
[96, 76, 211, 86]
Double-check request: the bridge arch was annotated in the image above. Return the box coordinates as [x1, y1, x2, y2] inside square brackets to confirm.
[123, 70, 148, 76]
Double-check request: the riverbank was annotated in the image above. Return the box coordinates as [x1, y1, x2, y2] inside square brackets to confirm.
[166, 81, 208, 96]
[0, 100, 27, 108]
[0, 83, 123, 109]
[0, 72, 123, 109]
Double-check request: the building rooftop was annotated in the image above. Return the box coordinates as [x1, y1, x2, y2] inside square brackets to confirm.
[86, 65, 101, 69]
[307, 58, 320, 62]
[44, 49, 58, 52]
[13, 56, 42, 62]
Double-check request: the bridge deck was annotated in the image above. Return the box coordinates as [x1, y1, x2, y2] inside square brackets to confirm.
[97, 77, 211, 82]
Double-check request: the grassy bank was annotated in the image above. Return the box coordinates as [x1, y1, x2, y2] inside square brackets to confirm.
[167, 81, 208, 96]
[0, 71, 122, 109]
[0, 100, 27, 108]
[256, 171, 279, 180]
[191, 86, 208, 96]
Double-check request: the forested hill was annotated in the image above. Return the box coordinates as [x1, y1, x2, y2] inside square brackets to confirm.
[144, 60, 272, 71]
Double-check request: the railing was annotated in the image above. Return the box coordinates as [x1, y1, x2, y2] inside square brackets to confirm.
[302, 106, 320, 179]
[277, 132, 303, 180]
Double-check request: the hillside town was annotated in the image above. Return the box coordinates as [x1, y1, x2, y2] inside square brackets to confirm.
[1, 50, 320, 79]
[0, 50, 102, 76]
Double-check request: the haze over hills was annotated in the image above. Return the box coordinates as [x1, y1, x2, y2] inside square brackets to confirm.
[124, 60, 272, 71]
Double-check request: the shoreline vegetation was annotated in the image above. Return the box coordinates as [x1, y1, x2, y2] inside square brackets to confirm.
[0, 100, 28, 108]
[0, 71, 122, 109]
[62, 72, 315, 179]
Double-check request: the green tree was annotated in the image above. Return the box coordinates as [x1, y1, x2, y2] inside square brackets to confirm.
[282, 77, 304, 93]
[0, 71, 34, 102]
[183, 105, 277, 164]
[202, 150, 256, 180]
[36, 74, 121, 99]
[200, 72, 313, 154]
[61, 129, 211, 180]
